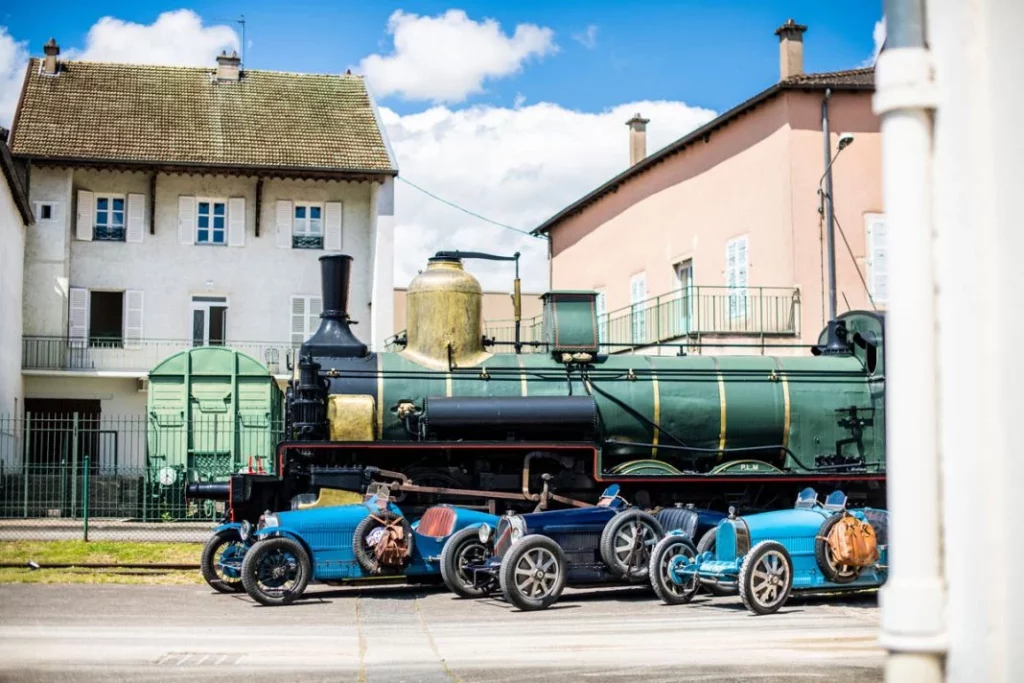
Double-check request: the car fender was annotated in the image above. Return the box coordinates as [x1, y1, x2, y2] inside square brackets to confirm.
[252, 526, 312, 556]
[212, 521, 243, 535]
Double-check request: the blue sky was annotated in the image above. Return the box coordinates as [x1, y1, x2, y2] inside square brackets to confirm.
[0, 3, 883, 289]
[3, 1, 881, 115]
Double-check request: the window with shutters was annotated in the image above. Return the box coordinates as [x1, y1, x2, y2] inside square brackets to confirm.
[89, 291, 123, 346]
[673, 260, 694, 336]
[726, 237, 748, 321]
[196, 199, 228, 245]
[291, 295, 323, 345]
[865, 213, 888, 306]
[94, 195, 126, 241]
[293, 203, 324, 249]
[191, 296, 228, 346]
[630, 272, 647, 343]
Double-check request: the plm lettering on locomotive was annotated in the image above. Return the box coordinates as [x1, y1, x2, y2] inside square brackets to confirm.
[187, 252, 885, 522]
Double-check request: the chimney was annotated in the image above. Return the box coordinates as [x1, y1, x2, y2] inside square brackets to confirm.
[774, 19, 807, 80]
[216, 50, 241, 83]
[626, 113, 650, 167]
[42, 38, 60, 75]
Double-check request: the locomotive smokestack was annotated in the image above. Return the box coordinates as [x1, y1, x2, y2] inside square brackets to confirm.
[301, 254, 368, 358]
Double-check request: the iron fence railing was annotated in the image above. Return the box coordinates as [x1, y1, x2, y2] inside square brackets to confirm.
[22, 336, 298, 374]
[0, 413, 283, 541]
[472, 286, 800, 354]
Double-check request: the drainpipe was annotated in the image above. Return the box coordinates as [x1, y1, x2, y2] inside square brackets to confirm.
[872, 0, 945, 681]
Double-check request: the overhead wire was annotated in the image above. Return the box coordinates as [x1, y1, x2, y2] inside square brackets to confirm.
[397, 177, 542, 239]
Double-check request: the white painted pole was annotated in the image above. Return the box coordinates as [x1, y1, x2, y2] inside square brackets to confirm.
[873, 2, 946, 679]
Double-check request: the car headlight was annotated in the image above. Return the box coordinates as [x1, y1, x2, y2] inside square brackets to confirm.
[258, 514, 279, 531]
[478, 523, 492, 544]
[509, 516, 526, 544]
[238, 520, 252, 542]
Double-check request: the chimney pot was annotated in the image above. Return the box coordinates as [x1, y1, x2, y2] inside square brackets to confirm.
[42, 38, 60, 75]
[216, 49, 242, 83]
[626, 113, 650, 167]
[774, 18, 807, 81]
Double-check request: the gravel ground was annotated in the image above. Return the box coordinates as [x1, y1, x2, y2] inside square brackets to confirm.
[0, 582, 883, 683]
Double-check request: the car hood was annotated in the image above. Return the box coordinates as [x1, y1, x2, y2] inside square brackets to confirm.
[742, 507, 832, 541]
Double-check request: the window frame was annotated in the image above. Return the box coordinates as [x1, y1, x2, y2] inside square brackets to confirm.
[594, 288, 608, 351]
[629, 271, 647, 344]
[190, 295, 229, 346]
[195, 197, 229, 246]
[35, 201, 59, 222]
[94, 193, 126, 242]
[673, 259, 694, 336]
[292, 202, 325, 249]
[87, 289, 125, 348]
[726, 236, 749, 321]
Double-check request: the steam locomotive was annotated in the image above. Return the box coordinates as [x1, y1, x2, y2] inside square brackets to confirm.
[187, 253, 886, 522]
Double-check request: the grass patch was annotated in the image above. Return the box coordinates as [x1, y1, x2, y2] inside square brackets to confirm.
[0, 567, 204, 585]
[0, 540, 202, 566]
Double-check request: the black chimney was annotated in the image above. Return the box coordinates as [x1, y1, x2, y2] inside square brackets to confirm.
[301, 254, 368, 358]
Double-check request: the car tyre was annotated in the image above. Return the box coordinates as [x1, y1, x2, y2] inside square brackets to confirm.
[201, 528, 246, 593]
[240, 536, 311, 606]
[814, 513, 861, 584]
[738, 540, 793, 615]
[353, 511, 414, 575]
[440, 527, 492, 598]
[649, 535, 700, 605]
[600, 509, 665, 582]
[499, 534, 567, 612]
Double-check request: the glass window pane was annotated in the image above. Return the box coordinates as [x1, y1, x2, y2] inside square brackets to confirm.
[213, 229, 225, 244]
[97, 198, 109, 211]
[112, 211, 124, 226]
[198, 215, 209, 229]
[192, 310, 205, 346]
[310, 206, 321, 219]
[113, 198, 124, 211]
[95, 212, 107, 226]
[214, 203, 225, 216]
[198, 202, 210, 215]
[213, 216, 225, 229]
[197, 229, 209, 242]
[310, 218, 323, 235]
[295, 206, 306, 219]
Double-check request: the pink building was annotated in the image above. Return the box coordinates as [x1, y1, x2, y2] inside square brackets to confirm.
[533, 20, 885, 356]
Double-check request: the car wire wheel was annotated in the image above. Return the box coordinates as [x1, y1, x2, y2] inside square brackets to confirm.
[200, 528, 246, 594]
[499, 535, 567, 611]
[240, 537, 311, 607]
[814, 514, 862, 584]
[649, 535, 700, 605]
[440, 526, 492, 599]
[600, 509, 665, 582]
[738, 540, 793, 615]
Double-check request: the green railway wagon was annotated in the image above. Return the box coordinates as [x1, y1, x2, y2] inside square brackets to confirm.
[147, 346, 284, 478]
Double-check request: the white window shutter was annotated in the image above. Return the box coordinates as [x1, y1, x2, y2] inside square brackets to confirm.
[228, 197, 246, 247]
[76, 190, 94, 241]
[68, 287, 89, 347]
[277, 200, 293, 249]
[178, 196, 196, 245]
[866, 214, 888, 304]
[126, 193, 145, 243]
[309, 296, 322, 333]
[324, 202, 343, 251]
[737, 237, 748, 289]
[123, 290, 144, 349]
[291, 296, 306, 344]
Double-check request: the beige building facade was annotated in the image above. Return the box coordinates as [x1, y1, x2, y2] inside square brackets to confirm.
[534, 21, 885, 355]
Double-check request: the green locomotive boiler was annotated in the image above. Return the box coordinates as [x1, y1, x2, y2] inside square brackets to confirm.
[188, 253, 885, 521]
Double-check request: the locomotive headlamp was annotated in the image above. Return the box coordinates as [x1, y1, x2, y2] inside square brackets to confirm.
[478, 523, 492, 544]
[239, 520, 252, 542]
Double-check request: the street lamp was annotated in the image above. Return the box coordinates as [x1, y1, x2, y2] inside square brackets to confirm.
[818, 131, 856, 325]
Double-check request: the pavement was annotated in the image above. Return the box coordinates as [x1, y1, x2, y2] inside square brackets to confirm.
[0, 582, 884, 683]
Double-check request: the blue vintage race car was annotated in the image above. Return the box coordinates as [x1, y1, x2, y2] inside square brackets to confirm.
[458, 485, 725, 611]
[229, 481, 498, 605]
[652, 488, 888, 615]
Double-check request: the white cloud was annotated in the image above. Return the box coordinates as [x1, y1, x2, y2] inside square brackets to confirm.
[862, 17, 886, 67]
[0, 27, 29, 128]
[359, 10, 557, 103]
[572, 25, 599, 50]
[381, 100, 717, 292]
[66, 9, 238, 65]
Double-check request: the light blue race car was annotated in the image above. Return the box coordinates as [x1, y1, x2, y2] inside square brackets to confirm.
[651, 487, 888, 614]
[233, 481, 498, 605]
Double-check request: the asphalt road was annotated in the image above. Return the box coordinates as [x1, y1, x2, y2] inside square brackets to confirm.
[0, 582, 884, 683]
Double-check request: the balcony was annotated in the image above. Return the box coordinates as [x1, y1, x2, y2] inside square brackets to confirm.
[93, 225, 125, 242]
[475, 286, 800, 354]
[22, 337, 298, 377]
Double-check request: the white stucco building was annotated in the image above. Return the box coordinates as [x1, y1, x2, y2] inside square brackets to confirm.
[9, 44, 398, 422]
[0, 130, 34, 423]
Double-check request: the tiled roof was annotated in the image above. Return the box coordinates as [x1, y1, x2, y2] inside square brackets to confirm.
[10, 59, 396, 174]
[533, 67, 874, 235]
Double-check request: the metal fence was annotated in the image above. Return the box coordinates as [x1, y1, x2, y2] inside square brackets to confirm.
[0, 413, 282, 542]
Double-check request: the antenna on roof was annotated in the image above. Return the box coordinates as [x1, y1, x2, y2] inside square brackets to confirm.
[237, 15, 246, 67]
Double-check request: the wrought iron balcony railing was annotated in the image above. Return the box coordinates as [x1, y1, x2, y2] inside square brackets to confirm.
[22, 337, 299, 375]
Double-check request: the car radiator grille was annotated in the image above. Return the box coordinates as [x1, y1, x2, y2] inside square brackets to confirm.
[417, 506, 456, 538]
